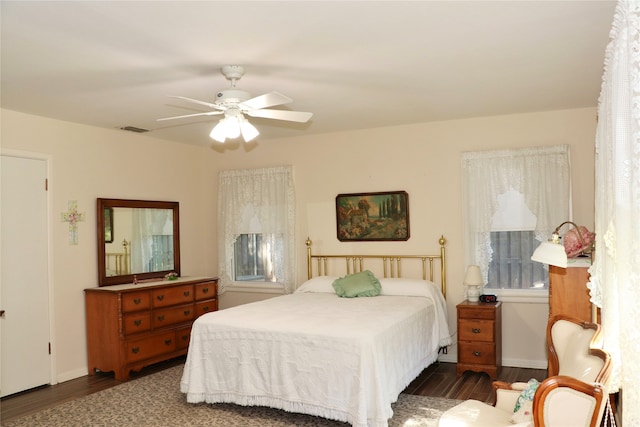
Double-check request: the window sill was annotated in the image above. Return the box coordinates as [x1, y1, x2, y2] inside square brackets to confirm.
[226, 282, 285, 294]
[485, 289, 549, 304]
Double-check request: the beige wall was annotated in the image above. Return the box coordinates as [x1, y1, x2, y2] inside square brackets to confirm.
[1, 110, 217, 381]
[1, 106, 596, 381]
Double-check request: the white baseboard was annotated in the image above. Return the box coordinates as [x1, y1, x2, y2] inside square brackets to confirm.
[502, 358, 547, 370]
[437, 348, 547, 370]
[438, 352, 457, 363]
[56, 367, 88, 384]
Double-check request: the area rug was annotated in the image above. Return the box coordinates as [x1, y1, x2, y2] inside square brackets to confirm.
[1, 365, 461, 427]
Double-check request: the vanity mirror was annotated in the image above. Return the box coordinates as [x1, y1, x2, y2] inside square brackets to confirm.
[97, 198, 181, 286]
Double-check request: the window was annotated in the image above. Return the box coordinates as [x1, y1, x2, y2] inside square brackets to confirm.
[485, 188, 547, 290]
[462, 145, 571, 295]
[218, 166, 295, 294]
[234, 233, 265, 281]
[233, 233, 285, 282]
[487, 231, 547, 290]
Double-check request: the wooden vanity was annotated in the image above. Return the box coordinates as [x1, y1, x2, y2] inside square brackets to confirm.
[85, 276, 218, 380]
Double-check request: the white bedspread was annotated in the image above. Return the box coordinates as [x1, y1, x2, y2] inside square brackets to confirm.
[181, 281, 451, 427]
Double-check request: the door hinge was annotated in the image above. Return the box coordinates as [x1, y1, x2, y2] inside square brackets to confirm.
[48, 342, 52, 355]
[45, 179, 49, 191]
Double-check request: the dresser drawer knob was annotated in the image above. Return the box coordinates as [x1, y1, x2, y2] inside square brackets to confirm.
[157, 315, 165, 321]
[202, 287, 209, 294]
[183, 309, 191, 316]
[164, 339, 172, 346]
[183, 291, 190, 297]
[157, 295, 164, 301]
[473, 351, 481, 357]
[134, 319, 142, 326]
[133, 298, 141, 304]
[472, 328, 481, 333]
[132, 347, 140, 354]
[202, 306, 210, 312]
[181, 334, 189, 341]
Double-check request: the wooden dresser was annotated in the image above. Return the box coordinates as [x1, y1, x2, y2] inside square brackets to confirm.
[549, 257, 594, 322]
[456, 300, 502, 379]
[85, 276, 218, 380]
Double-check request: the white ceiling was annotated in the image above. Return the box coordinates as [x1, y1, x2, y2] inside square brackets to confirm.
[1, 1, 616, 147]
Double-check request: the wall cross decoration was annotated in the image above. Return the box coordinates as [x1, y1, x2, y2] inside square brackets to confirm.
[61, 200, 86, 245]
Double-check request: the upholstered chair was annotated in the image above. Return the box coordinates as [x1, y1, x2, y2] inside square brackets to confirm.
[438, 315, 612, 427]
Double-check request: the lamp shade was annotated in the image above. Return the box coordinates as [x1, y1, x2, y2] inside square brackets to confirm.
[463, 265, 483, 285]
[210, 114, 260, 143]
[531, 241, 568, 268]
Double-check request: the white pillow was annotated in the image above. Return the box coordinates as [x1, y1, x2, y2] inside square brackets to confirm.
[294, 276, 338, 293]
[379, 277, 439, 297]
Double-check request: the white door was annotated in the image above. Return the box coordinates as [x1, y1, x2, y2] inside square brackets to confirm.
[1, 154, 51, 397]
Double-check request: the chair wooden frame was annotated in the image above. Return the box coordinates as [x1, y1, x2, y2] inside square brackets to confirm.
[491, 315, 611, 427]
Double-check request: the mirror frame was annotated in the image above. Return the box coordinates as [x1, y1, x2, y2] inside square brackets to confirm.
[97, 198, 181, 286]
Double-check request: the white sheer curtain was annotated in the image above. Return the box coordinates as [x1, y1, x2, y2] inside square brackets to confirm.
[587, 1, 640, 423]
[462, 145, 571, 281]
[217, 166, 296, 295]
[131, 209, 173, 273]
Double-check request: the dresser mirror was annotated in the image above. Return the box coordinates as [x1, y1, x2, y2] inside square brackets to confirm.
[97, 198, 181, 286]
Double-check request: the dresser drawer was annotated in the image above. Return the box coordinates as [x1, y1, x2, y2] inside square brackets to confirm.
[126, 331, 176, 363]
[123, 312, 151, 335]
[458, 319, 495, 342]
[458, 305, 496, 320]
[195, 299, 218, 317]
[176, 326, 192, 350]
[152, 284, 194, 308]
[153, 303, 194, 328]
[122, 291, 151, 313]
[195, 281, 217, 301]
[458, 341, 496, 365]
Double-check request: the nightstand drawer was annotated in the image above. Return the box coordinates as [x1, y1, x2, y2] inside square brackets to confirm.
[458, 341, 496, 365]
[458, 305, 496, 320]
[459, 319, 495, 342]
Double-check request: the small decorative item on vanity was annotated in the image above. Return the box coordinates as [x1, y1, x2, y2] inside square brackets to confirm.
[463, 265, 484, 302]
[164, 272, 179, 281]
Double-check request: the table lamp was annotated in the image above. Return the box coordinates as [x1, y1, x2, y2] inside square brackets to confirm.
[464, 265, 484, 302]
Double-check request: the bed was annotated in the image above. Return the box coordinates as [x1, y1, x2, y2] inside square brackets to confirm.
[180, 236, 452, 427]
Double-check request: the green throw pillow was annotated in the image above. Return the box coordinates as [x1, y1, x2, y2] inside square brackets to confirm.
[332, 270, 381, 298]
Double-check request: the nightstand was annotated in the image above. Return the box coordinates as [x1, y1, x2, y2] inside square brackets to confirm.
[456, 300, 502, 379]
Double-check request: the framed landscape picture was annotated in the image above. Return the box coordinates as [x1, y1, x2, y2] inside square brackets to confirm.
[336, 191, 410, 241]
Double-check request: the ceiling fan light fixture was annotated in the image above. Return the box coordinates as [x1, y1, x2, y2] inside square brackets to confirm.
[225, 115, 242, 139]
[239, 116, 259, 142]
[210, 113, 258, 143]
[209, 119, 228, 143]
[162, 65, 312, 144]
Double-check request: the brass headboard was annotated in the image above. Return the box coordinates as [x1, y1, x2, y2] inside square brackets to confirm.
[305, 236, 447, 298]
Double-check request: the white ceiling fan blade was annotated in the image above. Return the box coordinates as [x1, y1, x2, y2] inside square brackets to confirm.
[241, 91, 292, 110]
[157, 111, 223, 122]
[246, 109, 313, 123]
[169, 95, 221, 110]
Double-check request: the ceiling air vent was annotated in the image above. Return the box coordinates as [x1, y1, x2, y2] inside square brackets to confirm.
[119, 126, 149, 133]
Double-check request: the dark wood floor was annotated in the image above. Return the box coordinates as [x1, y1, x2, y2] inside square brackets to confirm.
[0, 357, 546, 424]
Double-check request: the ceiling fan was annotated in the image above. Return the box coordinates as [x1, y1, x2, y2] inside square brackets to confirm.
[157, 65, 313, 143]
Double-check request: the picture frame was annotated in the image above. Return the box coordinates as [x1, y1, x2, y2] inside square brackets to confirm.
[104, 207, 114, 243]
[336, 191, 410, 241]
